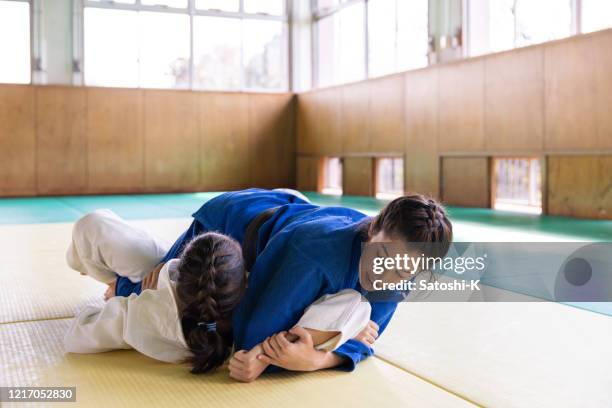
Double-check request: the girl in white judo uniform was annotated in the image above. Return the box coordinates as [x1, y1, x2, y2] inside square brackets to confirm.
[64, 209, 377, 378]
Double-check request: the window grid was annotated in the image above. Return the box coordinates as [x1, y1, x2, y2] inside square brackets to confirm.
[81, 0, 289, 92]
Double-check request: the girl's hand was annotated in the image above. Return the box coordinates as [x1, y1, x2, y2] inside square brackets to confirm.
[104, 280, 116, 301]
[353, 320, 379, 348]
[258, 327, 326, 371]
[228, 348, 268, 383]
[141, 263, 164, 291]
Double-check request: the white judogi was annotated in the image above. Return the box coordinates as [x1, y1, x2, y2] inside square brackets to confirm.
[64, 209, 371, 362]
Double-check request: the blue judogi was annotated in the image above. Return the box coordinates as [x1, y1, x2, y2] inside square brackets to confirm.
[115, 189, 398, 370]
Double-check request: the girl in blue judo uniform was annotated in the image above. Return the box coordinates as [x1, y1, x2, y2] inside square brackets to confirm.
[66, 188, 452, 381]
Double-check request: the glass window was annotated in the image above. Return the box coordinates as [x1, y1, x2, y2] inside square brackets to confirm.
[582, 0, 612, 33]
[0, 0, 31, 84]
[316, 0, 341, 14]
[488, 0, 516, 53]
[84, 8, 139, 87]
[244, 0, 284, 16]
[195, 0, 239, 12]
[368, 0, 428, 77]
[140, 0, 187, 8]
[322, 157, 343, 195]
[317, 1, 366, 87]
[396, 0, 429, 71]
[376, 158, 404, 200]
[493, 158, 542, 214]
[193, 16, 242, 90]
[139, 12, 190, 89]
[243, 20, 287, 89]
[514, 0, 572, 47]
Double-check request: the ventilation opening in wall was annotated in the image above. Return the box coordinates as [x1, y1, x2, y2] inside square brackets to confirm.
[321, 157, 343, 195]
[493, 158, 542, 214]
[375, 157, 404, 200]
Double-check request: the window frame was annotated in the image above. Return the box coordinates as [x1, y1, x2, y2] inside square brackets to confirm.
[79, 0, 290, 92]
[311, 0, 430, 88]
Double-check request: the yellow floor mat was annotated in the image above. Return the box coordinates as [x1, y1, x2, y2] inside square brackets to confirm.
[0, 220, 189, 323]
[375, 302, 612, 408]
[0, 220, 474, 407]
[0, 319, 473, 408]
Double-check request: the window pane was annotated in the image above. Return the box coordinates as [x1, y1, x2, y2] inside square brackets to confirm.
[582, 0, 612, 33]
[515, 0, 571, 47]
[489, 0, 516, 53]
[396, 0, 428, 71]
[376, 158, 404, 200]
[317, 0, 341, 13]
[244, 0, 284, 15]
[195, 0, 239, 12]
[193, 16, 241, 90]
[84, 8, 139, 87]
[243, 20, 287, 89]
[493, 158, 542, 214]
[140, 0, 187, 8]
[139, 12, 190, 88]
[317, 2, 366, 87]
[322, 157, 343, 195]
[0, 0, 30, 84]
[368, 0, 396, 78]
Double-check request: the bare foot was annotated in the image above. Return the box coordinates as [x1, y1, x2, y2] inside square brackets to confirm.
[104, 281, 116, 301]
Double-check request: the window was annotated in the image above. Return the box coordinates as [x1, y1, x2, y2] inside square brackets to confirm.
[0, 0, 30, 84]
[83, 0, 288, 91]
[375, 158, 404, 200]
[468, 0, 573, 55]
[493, 158, 542, 214]
[314, 0, 429, 87]
[582, 0, 612, 33]
[316, 1, 366, 87]
[368, 0, 428, 78]
[322, 157, 343, 195]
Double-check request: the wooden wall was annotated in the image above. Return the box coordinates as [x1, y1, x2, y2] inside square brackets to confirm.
[0, 85, 295, 197]
[296, 28, 612, 219]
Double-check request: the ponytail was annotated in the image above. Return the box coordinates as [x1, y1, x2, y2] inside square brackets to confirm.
[175, 232, 246, 374]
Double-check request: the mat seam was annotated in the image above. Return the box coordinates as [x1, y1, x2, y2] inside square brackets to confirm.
[372, 354, 483, 407]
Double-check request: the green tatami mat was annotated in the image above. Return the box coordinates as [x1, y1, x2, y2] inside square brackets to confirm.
[1, 191, 611, 241]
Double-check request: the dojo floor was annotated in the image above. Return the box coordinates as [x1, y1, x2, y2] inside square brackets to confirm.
[1, 193, 611, 407]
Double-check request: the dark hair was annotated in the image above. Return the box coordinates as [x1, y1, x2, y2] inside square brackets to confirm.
[175, 232, 246, 374]
[369, 194, 453, 258]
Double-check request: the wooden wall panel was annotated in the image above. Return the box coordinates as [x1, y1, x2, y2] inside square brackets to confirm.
[316, 88, 342, 155]
[86, 88, 144, 192]
[144, 90, 199, 191]
[547, 155, 612, 219]
[544, 36, 598, 150]
[593, 30, 612, 150]
[36, 86, 87, 194]
[0, 85, 36, 196]
[249, 93, 295, 188]
[296, 156, 323, 192]
[405, 69, 440, 198]
[199, 93, 249, 191]
[441, 157, 490, 207]
[367, 75, 405, 153]
[340, 82, 370, 153]
[485, 48, 544, 151]
[438, 60, 485, 152]
[343, 157, 374, 196]
[296, 91, 319, 155]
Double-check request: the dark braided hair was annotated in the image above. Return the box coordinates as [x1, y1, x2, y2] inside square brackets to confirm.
[175, 232, 246, 374]
[369, 194, 453, 258]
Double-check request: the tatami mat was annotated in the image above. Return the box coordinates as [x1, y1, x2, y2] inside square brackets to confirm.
[0, 319, 473, 408]
[0, 219, 190, 324]
[375, 302, 612, 408]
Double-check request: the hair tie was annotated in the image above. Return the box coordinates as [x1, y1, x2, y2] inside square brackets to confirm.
[198, 321, 217, 332]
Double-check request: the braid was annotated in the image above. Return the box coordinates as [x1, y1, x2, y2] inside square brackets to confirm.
[175, 232, 246, 374]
